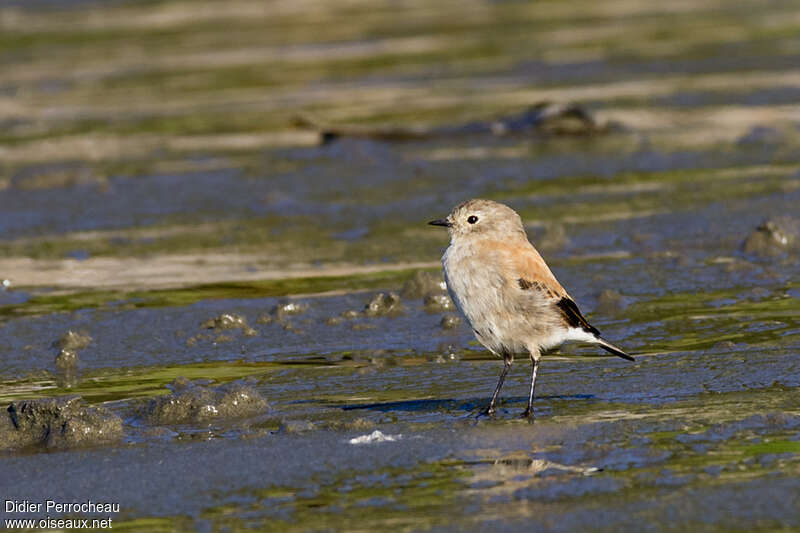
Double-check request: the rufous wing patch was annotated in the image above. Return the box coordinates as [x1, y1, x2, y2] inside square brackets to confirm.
[484, 239, 567, 298]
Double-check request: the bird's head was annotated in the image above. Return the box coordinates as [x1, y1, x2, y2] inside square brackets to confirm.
[428, 199, 526, 242]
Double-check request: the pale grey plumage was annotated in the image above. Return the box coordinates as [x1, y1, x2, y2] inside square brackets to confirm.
[429, 198, 633, 418]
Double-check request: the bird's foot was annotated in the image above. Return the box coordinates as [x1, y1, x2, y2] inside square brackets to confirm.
[521, 408, 535, 421]
[477, 405, 496, 418]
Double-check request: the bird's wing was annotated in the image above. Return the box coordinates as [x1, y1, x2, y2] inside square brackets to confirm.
[481, 239, 565, 296]
[479, 239, 635, 361]
[481, 239, 598, 334]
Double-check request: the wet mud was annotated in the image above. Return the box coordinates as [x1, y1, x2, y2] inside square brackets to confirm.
[53, 329, 91, 368]
[742, 216, 800, 257]
[364, 291, 403, 317]
[136, 378, 269, 426]
[1, 0, 799, 531]
[1, 396, 122, 451]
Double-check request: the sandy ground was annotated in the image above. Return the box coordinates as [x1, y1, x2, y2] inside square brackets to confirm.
[0, 255, 440, 290]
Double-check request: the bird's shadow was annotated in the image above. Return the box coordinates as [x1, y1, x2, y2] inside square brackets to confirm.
[341, 394, 594, 414]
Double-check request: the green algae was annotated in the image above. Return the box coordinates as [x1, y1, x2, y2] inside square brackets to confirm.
[0, 361, 274, 406]
[741, 440, 800, 456]
[622, 282, 800, 352]
[199, 460, 470, 532]
[0, 267, 433, 318]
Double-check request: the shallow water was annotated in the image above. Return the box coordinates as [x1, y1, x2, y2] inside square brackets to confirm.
[1, 0, 799, 531]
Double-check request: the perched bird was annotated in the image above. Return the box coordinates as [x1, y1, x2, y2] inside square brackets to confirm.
[429, 199, 633, 418]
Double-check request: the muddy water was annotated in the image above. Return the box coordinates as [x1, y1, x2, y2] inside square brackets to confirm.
[1, 0, 800, 531]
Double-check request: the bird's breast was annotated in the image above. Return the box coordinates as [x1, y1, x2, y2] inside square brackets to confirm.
[443, 243, 515, 354]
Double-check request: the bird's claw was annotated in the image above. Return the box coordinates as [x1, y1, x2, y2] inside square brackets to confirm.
[476, 405, 495, 418]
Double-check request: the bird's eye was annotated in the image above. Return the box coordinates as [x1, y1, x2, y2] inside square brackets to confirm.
[467, 215, 478, 224]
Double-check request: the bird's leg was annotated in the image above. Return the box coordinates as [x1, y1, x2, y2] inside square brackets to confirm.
[522, 350, 540, 419]
[484, 356, 512, 416]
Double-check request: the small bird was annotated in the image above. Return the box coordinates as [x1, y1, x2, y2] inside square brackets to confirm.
[429, 199, 633, 418]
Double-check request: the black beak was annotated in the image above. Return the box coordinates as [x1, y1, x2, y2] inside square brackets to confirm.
[428, 218, 452, 228]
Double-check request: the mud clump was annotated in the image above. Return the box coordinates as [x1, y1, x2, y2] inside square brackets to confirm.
[257, 300, 310, 324]
[272, 300, 309, 320]
[53, 330, 91, 388]
[297, 102, 613, 144]
[56, 329, 92, 350]
[401, 271, 447, 299]
[439, 315, 462, 330]
[0, 396, 122, 451]
[189, 312, 258, 343]
[278, 420, 315, 434]
[424, 293, 454, 313]
[55, 349, 79, 368]
[436, 343, 461, 362]
[53, 329, 92, 369]
[741, 217, 799, 257]
[324, 310, 361, 326]
[201, 313, 258, 336]
[324, 417, 375, 431]
[364, 292, 403, 316]
[139, 378, 269, 425]
[402, 270, 454, 313]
